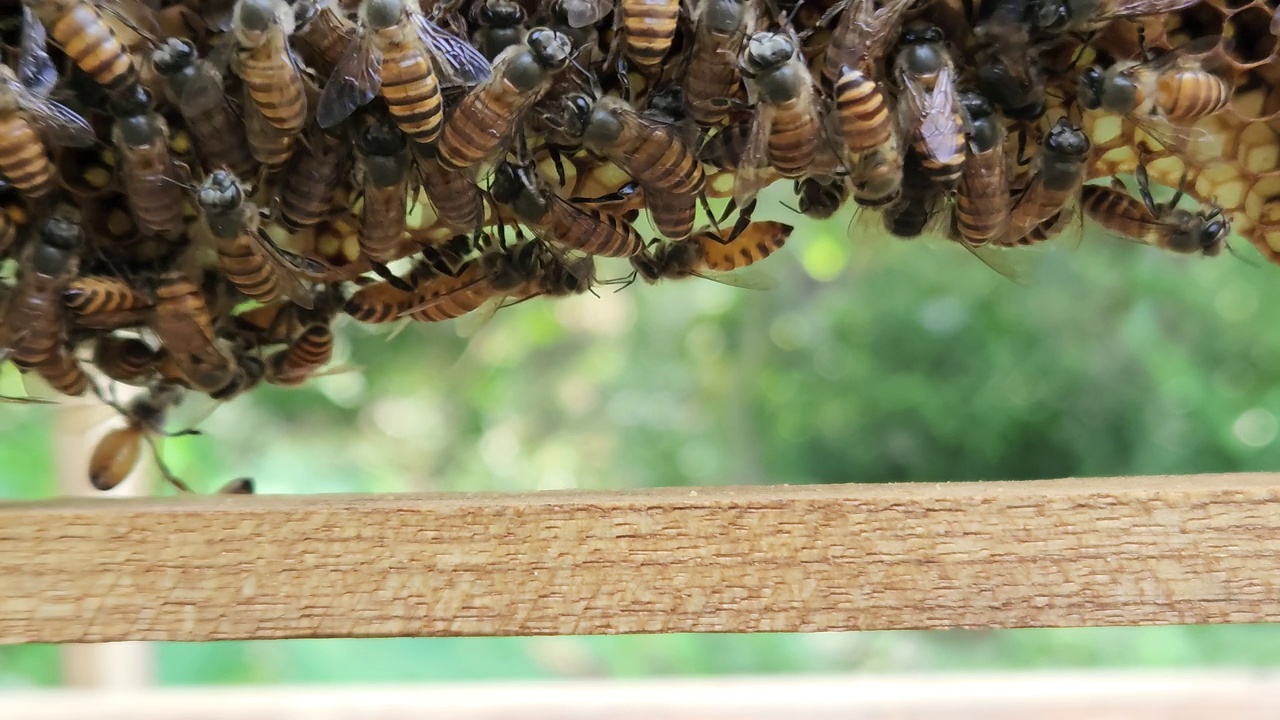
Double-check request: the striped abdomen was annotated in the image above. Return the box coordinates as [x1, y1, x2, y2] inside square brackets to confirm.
[380, 44, 443, 145]
[1156, 70, 1230, 120]
[345, 281, 414, 323]
[1080, 184, 1159, 241]
[622, 0, 678, 70]
[151, 273, 239, 393]
[238, 37, 307, 133]
[267, 324, 333, 386]
[93, 335, 159, 385]
[955, 148, 1009, 246]
[281, 134, 349, 232]
[549, 198, 645, 257]
[698, 220, 793, 272]
[244, 100, 296, 167]
[115, 131, 186, 239]
[834, 69, 892, 155]
[686, 34, 743, 125]
[438, 79, 527, 171]
[646, 189, 696, 241]
[408, 265, 494, 322]
[1008, 209, 1070, 246]
[64, 275, 152, 316]
[360, 181, 409, 263]
[49, 4, 135, 90]
[912, 112, 966, 189]
[420, 156, 484, 232]
[34, 343, 88, 396]
[0, 115, 53, 197]
[216, 234, 283, 304]
[768, 97, 820, 178]
[184, 96, 257, 178]
[606, 116, 704, 196]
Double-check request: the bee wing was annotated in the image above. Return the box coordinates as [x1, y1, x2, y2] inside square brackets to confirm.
[694, 266, 779, 291]
[415, 14, 492, 88]
[397, 274, 492, 317]
[732, 108, 777, 209]
[852, 0, 914, 69]
[180, 61, 231, 116]
[1127, 114, 1219, 166]
[249, 228, 324, 310]
[17, 5, 57, 97]
[0, 393, 56, 404]
[915, 65, 966, 165]
[563, 0, 614, 28]
[316, 36, 383, 129]
[1098, 0, 1201, 20]
[958, 241, 1032, 285]
[19, 92, 97, 148]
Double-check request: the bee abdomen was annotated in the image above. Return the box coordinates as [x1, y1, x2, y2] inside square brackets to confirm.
[646, 189, 696, 240]
[381, 50, 443, 144]
[360, 187, 408, 262]
[0, 117, 53, 197]
[439, 85, 518, 171]
[834, 71, 892, 154]
[52, 6, 135, 90]
[421, 160, 483, 232]
[1010, 209, 1070, 246]
[1157, 71, 1230, 119]
[345, 282, 412, 323]
[768, 99, 820, 178]
[187, 103, 258, 178]
[35, 344, 89, 397]
[64, 276, 152, 315]
[267, 324, 333, 386]
[218, 239, 282, 303]
[551, 202, 645, 257]
[240, 52, 307, 132]
[622, 0, 678, 68]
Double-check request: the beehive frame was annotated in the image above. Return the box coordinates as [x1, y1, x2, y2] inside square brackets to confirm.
[3, 473, 1279, 644]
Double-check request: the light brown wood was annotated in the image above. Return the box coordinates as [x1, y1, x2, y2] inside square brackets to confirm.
[4, 672, 1280, 720]
[3, 473, 1280, 644]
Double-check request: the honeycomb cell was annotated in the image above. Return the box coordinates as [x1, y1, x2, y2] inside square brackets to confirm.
[1225, 7, 1278, 64]
[1196, 164, 1247, 208]
[1227, 76, 1271, 119]
[1239, 123, 1280, 173]
[1175, 3, 1228, 42]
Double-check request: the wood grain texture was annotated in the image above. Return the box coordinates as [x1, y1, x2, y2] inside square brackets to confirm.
[3, 473, 1280, 644]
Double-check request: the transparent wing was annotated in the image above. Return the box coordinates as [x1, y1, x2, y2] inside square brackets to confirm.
[416, 14, 492, 87]
[695, 266, 780, 290]
[316, 36, 383, 129]
[18, 5, 57, 97]
[250, 228, 322, 310]
[1102, 0, 1201, 20]
[1127, 114, 1219, 166]
[916, 65, 966, 165]
[19, 91, 97, 148]
[732, 108, 778, 209]
[563, 0, 614, 28]
[180, 60, 231, 116]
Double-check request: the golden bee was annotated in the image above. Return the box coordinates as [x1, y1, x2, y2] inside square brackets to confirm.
[822, 0, 911, 157]
[1081, 161, 1230, 256]
[31, 341, 90, 397]
[401, 258, 497, 322]
[631, 220, 793, 287]
[293, 0, 358, 75]
[616, 0, 680, 76]
[356, 119, 412, 263]
[893, 21, 966, 190]
[64, 274, 154, 330]
[280, 130, 353, 232]
[997, 117, 1091, 246]
[417, 151, 486, 234]
[108, 85, 187, 240]
[232, 0, 308, 139]
[954, 92, 1009, 246]
[316, 0, 491, 145]
[149, 270, 244, 397]
[265, 322, 335, 386]
[151, 38, 258, 178]
[28, 0, 138, 92]
[0, 64, 95, 199]
[684, 0, 751, 126]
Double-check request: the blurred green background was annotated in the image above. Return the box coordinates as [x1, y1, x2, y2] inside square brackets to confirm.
[4, 184, 1280, 685]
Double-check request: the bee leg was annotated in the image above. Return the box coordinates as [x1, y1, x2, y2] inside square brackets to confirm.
[725, 200, 757, 243]
[548, 147, 569, 188]
[143, 433, 195, 494]
[699, 191, 720, 234]
[371, 261, 415, 292]
[1134, 159, 1160, 216]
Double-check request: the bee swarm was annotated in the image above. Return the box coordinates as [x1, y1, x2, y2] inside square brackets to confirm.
[0, 0, 1276, 492]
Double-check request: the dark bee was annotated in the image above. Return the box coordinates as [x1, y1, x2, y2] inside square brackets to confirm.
[893, 22, 966, 190]
[1, 212, 82, 368]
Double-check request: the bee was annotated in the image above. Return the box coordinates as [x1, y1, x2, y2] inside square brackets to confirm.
[293, 0, 357, 75]
[954, 92, 1009, 247]
[233, 0, 308, 138]
[471, 0, 528, 61]
[883, 154, 943, 239]
[1033, 0, 1201, 33]
[698, 121, 754, 172]
[108, 86, 187, 241]
[893, 22, 966, 190]
[822, 0, 911, 159]
[850, 142, 903, 209]
[1, 212, 82, 368]
[0, 64, 95, 199]
[265, 322, 334, 386]
[437, 28, 573, 172]
[631, 220, 793, 287]
[243, 89, 298, 167]
[490, 159, 645, 258]
[88, 383, 197, 492]
[1081, 162, 1229, 256]
[475, 238, 597, 317]
[151, 271, 258, 399]
[93, 334, 161, 386]
[316, 0, 491, 146]
[151, 38, 258, 179]
[280, 130, 353, 232]
[402, 259, 497, 322]
[196, 170, 326, 309]
[356, 119, 411, 263]
[1078, 37, 1230, 129]
[616, 0, 680, 75]
[64, 275, 154, 329]
[735, 32, 822, 208]
[33, 341, 89, 397]
[997, 118, 1091, 246]
[345, 276, 417, 322]
[796, 176, 848, 220]
[685, 0, 751, 126]
[972, 0, 1045, 121]
[28, 0, 138, 91]
[417, 152, 486, 234]
[0, 192, 27, 254]
[1007, 208, 1073, 246]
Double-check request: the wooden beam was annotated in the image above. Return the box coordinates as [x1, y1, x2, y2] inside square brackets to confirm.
[3, 473, 1280, 644]
[5, 673, 1280, 720]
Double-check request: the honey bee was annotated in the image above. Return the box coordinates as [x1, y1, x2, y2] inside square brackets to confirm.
[280, 130, 352, 232]
[997, 118, 1090, 246]
[796, 176, 848, 220]
[1006, 208, 1073, 246]
[151, 38, 258, 179]
[698, 121, 754, 172]
[1081, 162, 1229, 256]
[108, 85, 187, 241]
[28, 0, 138, 91]
[893, 22, 966, 190]
[233, 0, 308, 138]
[437, 28, 573, 172]
[243, 89, 297, 167]
[401, 258, 497, 321]
[684, 0, 751, 126]
[293, 0, 358, 75]
[64, 274, 154, 329]
[1033, 0, 1200, 33]
[471, 0, 528, 61]
[631, 220, 792, 287]
[850, 142, 903, 209]
[954, 92, 1009, 246]
[973, 0, 1045, 120]
[1, 212, 82, 368]
[88, 382, 197, 492]
[356, 119, 411, 263]
[616, 0, 680, 75]
[490, 159, 645, 258]
[344, 276, 417, 322]
[93, 334, 160, 386]
[417, 152, 486, 234]
[196, 169, 326, 309]
[0, 64, 95, 199]
[822, 0, 911, 159]
[735, 32, 822, 208]
[316, 0, 491, 146]
[265, 322, 334, 385]
[151, 271, 262, 399]
[1077, 37, 1230, 150]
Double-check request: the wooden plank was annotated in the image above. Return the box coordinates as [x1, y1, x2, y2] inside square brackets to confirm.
[4, 673, 1280, 720]
[3, 473, 1280, 644]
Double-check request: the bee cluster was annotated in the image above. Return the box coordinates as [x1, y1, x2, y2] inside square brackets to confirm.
[0, 0, 1275, 492]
